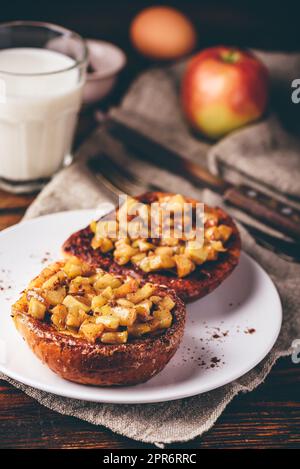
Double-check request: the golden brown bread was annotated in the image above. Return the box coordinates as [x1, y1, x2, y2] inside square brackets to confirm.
[63, 192, 241, 302]
[12, 262, 185, 386]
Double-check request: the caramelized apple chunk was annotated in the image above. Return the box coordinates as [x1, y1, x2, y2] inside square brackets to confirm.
[51, 304, 68, 329]
[79, 319, 104, 343]
[101, 331, 128, 344]
[28, 297, 46, 320]
[63, 256, 93, 279]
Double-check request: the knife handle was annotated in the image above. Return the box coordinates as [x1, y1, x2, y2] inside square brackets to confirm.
[224, 185, 300, 240]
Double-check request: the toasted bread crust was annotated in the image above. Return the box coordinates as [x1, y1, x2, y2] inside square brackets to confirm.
[63, 192, 241, 302]
[13, 282, 185, 386]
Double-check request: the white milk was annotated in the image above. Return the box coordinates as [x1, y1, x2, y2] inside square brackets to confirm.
[0, 48, 83, 181]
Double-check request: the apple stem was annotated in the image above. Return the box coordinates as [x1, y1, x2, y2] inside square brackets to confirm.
[221, 50, 240, 64]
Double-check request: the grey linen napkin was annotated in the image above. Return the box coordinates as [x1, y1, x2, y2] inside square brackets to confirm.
[1, 125, 300, 446]
[109, 50, 300, 200]
[208, 51, 300, 199]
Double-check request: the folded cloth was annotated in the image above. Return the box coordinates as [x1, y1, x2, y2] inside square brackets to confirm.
[1, 126, 299, 446]
[208, 112, 300, 199]
[110, 50, 300, 200]
[208, 51, 300, 200]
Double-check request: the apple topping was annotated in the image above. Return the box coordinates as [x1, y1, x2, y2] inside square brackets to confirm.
[90, 194, 233, 278]
[12, 258, 175, 344]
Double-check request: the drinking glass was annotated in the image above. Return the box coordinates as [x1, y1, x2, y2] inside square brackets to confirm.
[0, 21, 87, 193]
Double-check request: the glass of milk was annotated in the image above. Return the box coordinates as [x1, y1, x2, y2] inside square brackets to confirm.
[0, 21, 87, 193]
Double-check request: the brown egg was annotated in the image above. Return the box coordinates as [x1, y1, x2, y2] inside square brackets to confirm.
[130, 6, 197, 60]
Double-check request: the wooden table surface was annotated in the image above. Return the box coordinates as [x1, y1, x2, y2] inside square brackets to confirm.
[1, 0, 300, 449]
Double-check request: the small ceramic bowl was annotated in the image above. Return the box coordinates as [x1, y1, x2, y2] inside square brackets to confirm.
[83, 39, 126, 105]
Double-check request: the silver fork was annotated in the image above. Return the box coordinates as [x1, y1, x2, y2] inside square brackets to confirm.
[88, 154, 162, 197]
[88, 154, 300, 262]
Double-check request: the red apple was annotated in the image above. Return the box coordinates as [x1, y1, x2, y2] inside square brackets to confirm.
[181, 46, 269, 140]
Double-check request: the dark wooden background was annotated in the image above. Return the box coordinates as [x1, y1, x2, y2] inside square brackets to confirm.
[0, 0, 300, 449]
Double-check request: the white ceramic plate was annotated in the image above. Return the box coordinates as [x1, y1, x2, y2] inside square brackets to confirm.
[0, 210, 282, 404]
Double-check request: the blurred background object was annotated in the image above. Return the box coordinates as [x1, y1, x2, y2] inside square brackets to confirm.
[83, 39, 126, 105]
[4, 0, 299, 51]
[130, 6, 196, 60]
[3, 0, 300, 107]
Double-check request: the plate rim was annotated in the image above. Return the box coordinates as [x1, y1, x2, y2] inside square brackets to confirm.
[0, 210, 282, 404]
